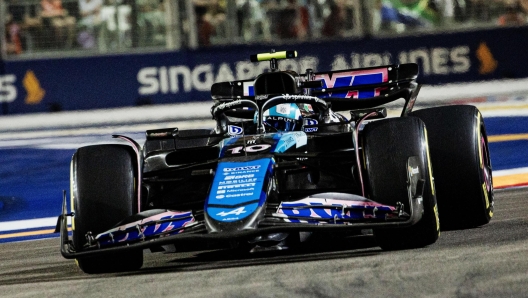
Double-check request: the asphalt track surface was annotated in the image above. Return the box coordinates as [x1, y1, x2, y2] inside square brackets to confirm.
[0, 187, 526, 298]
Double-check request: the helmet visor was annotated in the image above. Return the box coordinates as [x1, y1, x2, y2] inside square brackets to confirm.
[264, 117, 301, 132]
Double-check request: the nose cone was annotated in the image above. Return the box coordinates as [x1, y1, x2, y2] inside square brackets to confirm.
[205, 158, 273, 233]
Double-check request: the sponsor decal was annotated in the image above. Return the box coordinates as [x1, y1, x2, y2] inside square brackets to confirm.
[207, 159, 272, 222]
[276, 198, 397, 221]
[315, 68, 387, 99]
[136, 48, 471, 97]
[0, 74, 17, 103]
[304, 118, 318, 126]
[228, 125, 243, 136]
[215, 100, 244, 112]
[226, 144, 272, 155]
[23, 71, 45, 104]
[225, 174, 255, 180]
[219, 178, 257, 185]
[316, 68, 388, 89]
[303, 116, 319, 132]
[96, 211, 194, 246]
[281, 94, 325, 104]
[216, 207, 247, 217]
[218, 183, 256, 189]
[266, 116, 297, 123]
[223, 165, 261, 172]
[329, 47, 470, 76]
[476, 42, 497, 75]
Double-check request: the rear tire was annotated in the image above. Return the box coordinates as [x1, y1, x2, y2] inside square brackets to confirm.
[410, 105, 493, 229]
[71, 145, 143, 274]
[363, 117, 440, 250]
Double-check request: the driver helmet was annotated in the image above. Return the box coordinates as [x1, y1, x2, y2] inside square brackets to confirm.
[262, 103, 303, 132]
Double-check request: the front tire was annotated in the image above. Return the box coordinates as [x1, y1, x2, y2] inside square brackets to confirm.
[71, 145, 143, 274]
[363, 117, 440, 250]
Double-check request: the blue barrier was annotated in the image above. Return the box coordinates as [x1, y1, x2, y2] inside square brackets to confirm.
[1, 27, 528, 115]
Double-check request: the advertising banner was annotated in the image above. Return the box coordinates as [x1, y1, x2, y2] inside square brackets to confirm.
[1, 26, 527, 114]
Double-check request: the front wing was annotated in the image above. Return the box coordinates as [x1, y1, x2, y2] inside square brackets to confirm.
[58, 190, 424, 259]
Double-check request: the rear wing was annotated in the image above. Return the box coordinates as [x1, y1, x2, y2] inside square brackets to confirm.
[210, 63, 420, 116]
[310, 63, 419, 115]
[311, 63, 417, 99]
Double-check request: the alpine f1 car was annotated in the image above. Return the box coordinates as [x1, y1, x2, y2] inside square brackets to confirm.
[57, 50, 494, 273]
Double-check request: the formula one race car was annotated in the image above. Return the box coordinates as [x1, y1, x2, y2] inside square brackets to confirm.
[58, 50, 494, 274]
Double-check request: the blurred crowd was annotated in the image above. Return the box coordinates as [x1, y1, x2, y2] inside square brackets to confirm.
[4, 0, 166, 54]
[4, 0, 528, 56]
[374, 0, 528, 33]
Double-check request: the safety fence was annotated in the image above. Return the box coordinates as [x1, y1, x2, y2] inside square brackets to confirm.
[3, 0, 521, 59]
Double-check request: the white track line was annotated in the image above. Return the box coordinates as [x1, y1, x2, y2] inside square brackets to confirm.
[0, 217, 58, 232]
[494, 167, 528, 177]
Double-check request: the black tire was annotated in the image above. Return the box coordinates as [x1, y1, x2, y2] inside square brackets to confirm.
[410, 105, 493, 229]
[71, 145, 143, 274]
[363, 117, 440, 250]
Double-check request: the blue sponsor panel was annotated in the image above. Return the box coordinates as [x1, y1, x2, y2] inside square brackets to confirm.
[206, 158, 272, 222]
[2, 27, 528, 114]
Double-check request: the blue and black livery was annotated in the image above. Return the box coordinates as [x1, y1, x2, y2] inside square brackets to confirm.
[58, 50, 494, 274]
